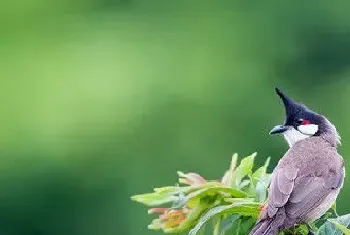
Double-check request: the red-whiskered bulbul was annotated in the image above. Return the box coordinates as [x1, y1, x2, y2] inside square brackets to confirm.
[250, 88, 345, 235]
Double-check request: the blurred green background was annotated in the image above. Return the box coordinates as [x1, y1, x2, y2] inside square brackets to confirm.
[1, 1, 350, 234]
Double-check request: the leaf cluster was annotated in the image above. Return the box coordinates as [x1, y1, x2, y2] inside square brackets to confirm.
[131, 153, 350, 235]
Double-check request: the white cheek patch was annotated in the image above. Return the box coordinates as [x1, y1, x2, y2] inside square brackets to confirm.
[297, 124, 319, 135]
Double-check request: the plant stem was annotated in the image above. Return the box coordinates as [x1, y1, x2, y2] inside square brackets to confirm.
[213, 217, 221, 235]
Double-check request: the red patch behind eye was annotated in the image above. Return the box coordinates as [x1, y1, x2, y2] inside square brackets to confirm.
[302, 119, 311, 125]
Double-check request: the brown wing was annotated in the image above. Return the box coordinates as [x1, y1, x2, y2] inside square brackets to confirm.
[267, 167, 298, 218]
[266, 164, 344, 221]
[286, 169, 344, 220]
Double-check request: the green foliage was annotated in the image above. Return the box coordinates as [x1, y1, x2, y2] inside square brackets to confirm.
[317, 214, 350, 235]
[131, 153, 350, 235]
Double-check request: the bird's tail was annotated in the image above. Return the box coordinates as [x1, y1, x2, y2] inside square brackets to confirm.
[249, 218, 277, 235]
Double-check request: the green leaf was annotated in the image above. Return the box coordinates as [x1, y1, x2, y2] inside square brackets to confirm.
[252, 157, 270, 182]
[327, 214, 350, 235]
[330, 222, 350, 235]
[183, 182, 225, 195]
[218, 214, 240, 235]
[188, 201, 260, 235]
[213, 216, 221, 235]
[221, 153, 238, 186]
[244, 174, 257, 197]
[331, 203, 337, 212]
[231, 218, 242, 235]
[329, 214, 350, 228]
[187, 186, 247, 200]
[254, 174, 272, 202]
[132, 182, 242, 208]
[230, 153, 256, 188]
[148, 218, 162, 230]
[290, 224, 309, 235]
[171, 185, 247, 209]
[224, 198, 255, 203]
[240, 179, 252, 190]
[229, 217, 256, 235]
[317, 214, 350, 235]
[154, 186, 182, 194]
[317, 221, 338, 235]
[233, 216, 255, 235]
[131, 191, 179, 206]
[188, 205, 228, 235]
[249, 157, 271, 202]
[171, 192, 188, 209]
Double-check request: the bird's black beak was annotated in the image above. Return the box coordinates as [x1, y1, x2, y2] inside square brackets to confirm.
[269, 125, 288, 134]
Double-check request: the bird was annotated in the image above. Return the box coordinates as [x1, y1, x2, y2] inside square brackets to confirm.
[250, 88, 345, 235]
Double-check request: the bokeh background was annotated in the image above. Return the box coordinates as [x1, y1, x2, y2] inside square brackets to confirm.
[1, 1, 350, 234]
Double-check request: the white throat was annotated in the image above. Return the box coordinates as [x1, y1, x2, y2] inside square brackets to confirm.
[283, 129, 309, 147]
[283, 124, 319, 147]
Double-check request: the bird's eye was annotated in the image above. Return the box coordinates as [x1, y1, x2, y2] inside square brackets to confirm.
[296, 118, 304, 124]
[296, 118, 311, 125]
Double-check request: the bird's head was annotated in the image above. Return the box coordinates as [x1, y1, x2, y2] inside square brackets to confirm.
[269, 87, 340, 147]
